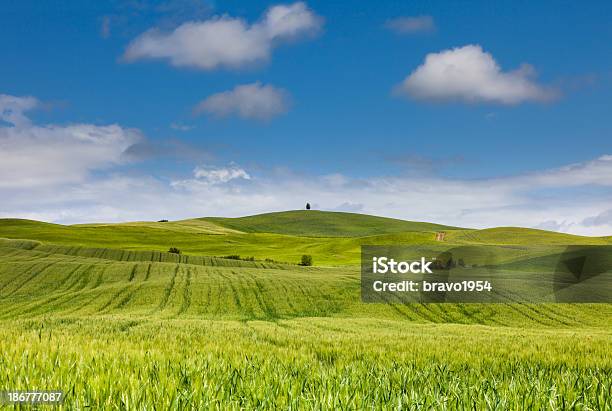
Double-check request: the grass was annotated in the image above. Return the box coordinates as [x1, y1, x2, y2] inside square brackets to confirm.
[204, 210, 466, 237]
[0, 218, 445, 266]
[447, 226, 612, 246]
[3, 243, 610, 324]
[1, 213, 610, 266]
[2, 318, 610, 409]
[0, 210, 611, 409]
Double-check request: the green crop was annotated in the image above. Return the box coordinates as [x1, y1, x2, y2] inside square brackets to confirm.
[0, 211, 610, 409]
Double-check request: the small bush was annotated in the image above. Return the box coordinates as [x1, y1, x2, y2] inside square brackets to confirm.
[168, 247, 181, 254]
[158, 219, 169, 223]
[300, 254, 313, 266]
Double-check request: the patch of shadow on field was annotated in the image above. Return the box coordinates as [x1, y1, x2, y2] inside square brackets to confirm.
[0, 264, 86, 319]
[177, 267, 192, 316]
[251, 275, 279, 319]
[98, 286, 129, 313]
[153, 264, 180, 314]
[454, 304, 505, 326]
[313, 348, 340, 365]
[113, 265, 152, 311]
[4, 260, 62, 297]
[496, 301, 556, 326]
[283, 279, 345, 319]
[308, 321, 365, 335]
[378, 292, 435, 322]
[96, 264, 140, 313]
[61, 289, 110, 316]
[144, 264, 153, 281]
[244, 323, 294, 348]
[217, 271, 250, 318]
[0, 261, 43, 295]
[19, 317, 81, 331]
[128, 264, 137, 282]
[495, 290, 574, 326]
[116, 319, 142, 333]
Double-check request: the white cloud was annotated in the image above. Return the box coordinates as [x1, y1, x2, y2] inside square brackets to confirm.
[331, 202, 365, 213]
[1, 94, 38, 126]
[0, 94, 142, 188]
[262, 2, 322, 39]
[534, 220, 574, 232]
[4, 153, 611, 236]
[194, 82, 290, 120]
[582, 209, 612, 227]
[0, 154, 612, 235]
[512, 155, 612, 187]
[396, 45, 557, 104]
[123, 2, 322, 70]
[2, 95, 612, 236]
[190, 164, 251, 184]
[170, 122, 194, 131]
[170, 164, 251, 188]
[385, 16, 435, 34]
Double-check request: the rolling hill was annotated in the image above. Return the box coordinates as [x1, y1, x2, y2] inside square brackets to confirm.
[0, 211, 610, 266]
[446, 226, 612, 245]
[0, 210, 611, 408]
[202, 210, 465, 237]
[1, 235, 610, 325]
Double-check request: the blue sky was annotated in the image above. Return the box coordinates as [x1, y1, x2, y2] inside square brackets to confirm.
[1, 0, 612, 234]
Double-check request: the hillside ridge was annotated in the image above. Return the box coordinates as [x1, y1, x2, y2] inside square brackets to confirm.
[201, 210, 466, 237]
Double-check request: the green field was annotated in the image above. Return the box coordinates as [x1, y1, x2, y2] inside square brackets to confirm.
[205, 210, 465, 236]
[1, 211, 611, 409]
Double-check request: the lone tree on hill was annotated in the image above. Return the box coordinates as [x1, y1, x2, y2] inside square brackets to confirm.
[306, 203, 311, 210]
[300, 254, 313, 266]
